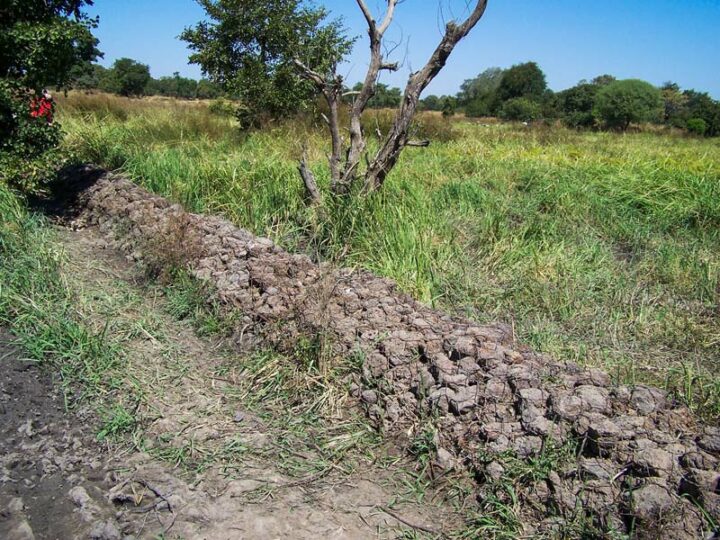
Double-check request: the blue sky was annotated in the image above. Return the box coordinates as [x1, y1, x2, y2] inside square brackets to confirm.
[86, 0, 720, 98]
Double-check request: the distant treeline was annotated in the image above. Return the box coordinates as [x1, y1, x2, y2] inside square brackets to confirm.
[71, 58, 720, 136]
[423, 62, 720, 136]
[69, 58, 223, 100]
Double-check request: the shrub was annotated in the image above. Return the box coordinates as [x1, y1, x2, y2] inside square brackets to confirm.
[564, 111, 595, 129]
[500, 97, 542, 122]
[208, 98, 237, 117]
[593, 79, 662, 131]
[686, 118, 708, 136]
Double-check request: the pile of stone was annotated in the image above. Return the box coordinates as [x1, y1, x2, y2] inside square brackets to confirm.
[78, 168, 719, 538]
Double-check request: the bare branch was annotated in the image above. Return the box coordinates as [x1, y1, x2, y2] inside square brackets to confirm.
[378, 0, 399, 36]
[293, 58, 326, 89]
[380, 62, 399, 71]
[355, 0, 375, 30]
[298, 149, 322, 204]
[342, 0, 401, 186]
[406, 140, 430, 147]
[364, 0, 489, 191]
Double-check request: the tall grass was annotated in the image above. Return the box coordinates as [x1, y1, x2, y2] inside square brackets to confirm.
[58, 93, 720, 418]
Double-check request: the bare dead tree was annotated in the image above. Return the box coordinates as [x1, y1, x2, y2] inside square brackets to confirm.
[295, 0, 489, 203]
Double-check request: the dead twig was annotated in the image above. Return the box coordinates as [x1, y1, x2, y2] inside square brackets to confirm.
[378, 505, 443, 536]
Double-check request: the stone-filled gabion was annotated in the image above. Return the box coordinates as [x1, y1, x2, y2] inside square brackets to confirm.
[79, 169, 719, 538]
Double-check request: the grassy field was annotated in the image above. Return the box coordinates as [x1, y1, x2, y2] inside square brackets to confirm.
[57, 92, 720, 418]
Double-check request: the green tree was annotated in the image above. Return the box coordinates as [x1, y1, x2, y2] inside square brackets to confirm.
[69, 62, 108, 91]
[458, 66, 504, 117]
[500, 97, 541, 121]
[441, 96, 456, 117]
[196, 79, 222, 99]
[496, 62, 547, 103]
[420, 94, 442, 111]
[660, 82, 688, 127]
[104, 58, 151, 97]
[686, 118, 707, 136]
[181, 0, 353, 127]
[593, 79, 662, 131]
[683, 90, 720, 137]
[591, 74, 616, 87]
[557, 82, 599, 128]
[0, 0, 99, 189]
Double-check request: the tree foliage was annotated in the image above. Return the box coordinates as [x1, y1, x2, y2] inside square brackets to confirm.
[1, 0, 99, 189]
[496, 61, 547, 102]
[101, 58, 151, 97]
[500, 97, 541, 121]
[458, 66, 504, 117]
[181, 0, 353, 127]
[593, 79, 663, 130]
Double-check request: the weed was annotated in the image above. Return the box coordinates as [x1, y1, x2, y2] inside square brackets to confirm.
[97, 403, 137, 441]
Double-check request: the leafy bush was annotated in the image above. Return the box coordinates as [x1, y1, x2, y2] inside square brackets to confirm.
[563, 111, 595, 129]
[686, 117, 708, 136]
[1, 1, 98, 191]
[593, 79, 662, 130]
[500, 97, 542, 122]
[0, 81, 64, 190]
[208, 98, 237, 117]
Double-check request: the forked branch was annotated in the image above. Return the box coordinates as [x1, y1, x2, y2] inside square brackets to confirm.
[294, 0, 490, 201]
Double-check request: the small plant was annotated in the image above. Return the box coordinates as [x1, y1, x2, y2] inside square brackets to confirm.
[97, 404, 137, 441]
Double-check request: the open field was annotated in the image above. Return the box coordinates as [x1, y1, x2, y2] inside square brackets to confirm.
[56, 92, 720, 419]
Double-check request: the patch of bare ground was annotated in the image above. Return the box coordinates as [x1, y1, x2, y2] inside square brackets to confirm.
[0, 224, 467, 539]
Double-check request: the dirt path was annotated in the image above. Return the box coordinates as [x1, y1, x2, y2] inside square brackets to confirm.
[0, 225, 462, 539]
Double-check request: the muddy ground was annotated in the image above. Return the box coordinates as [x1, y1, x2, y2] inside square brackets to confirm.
[0, 225, 460, 539]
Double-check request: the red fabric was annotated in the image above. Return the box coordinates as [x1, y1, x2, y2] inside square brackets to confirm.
[30, 97, 53, 123]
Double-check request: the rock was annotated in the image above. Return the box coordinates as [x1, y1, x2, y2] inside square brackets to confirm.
[678, 468, 720, 501]
[524, 415, 557, 437]
[69, 486, 92, 508]
[513, 435, 542, 457]
[458, 357, 481, 374]
[574, 385, 609, 413]
[440, 372, 469, 389]
[634, 448, 674, 477]
[578, 458, 614, 481]
[448, 386, 479, 415]
[90, 521, 122, 540]
[518, 388, 546, 407]
[583, 416, 622, 457]
[481, 422, 518, 441]
[484, 378, 512, 402]
[698, 427, 720, 454]
[435, 447, 457, 470]
[630, 482, 676, 520]
[679, 450, 718, 470]
[361, 389, 378, 405]
[485, 461, 505, 481]
[6, 519, 35, 540]
[452, 336, 478, 357]
[631, 386, 666, 415]
[552, 394, 584, 421]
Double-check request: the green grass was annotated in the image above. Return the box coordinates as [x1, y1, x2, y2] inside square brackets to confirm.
[0, 182, 144, 443]
[0, 183, 122, 403]
[58, 93, 720, 419]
